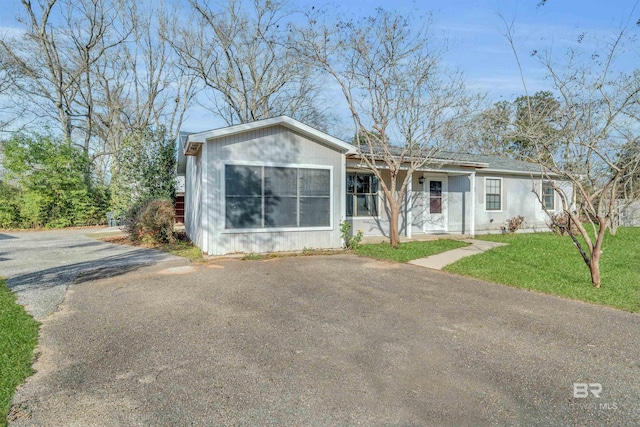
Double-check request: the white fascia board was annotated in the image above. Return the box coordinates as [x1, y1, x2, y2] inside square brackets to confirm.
[185, 116, 356, 154]
[346, 160, 487, 173]
[478, 168, 563, 178]
[346, 156, 488, 170]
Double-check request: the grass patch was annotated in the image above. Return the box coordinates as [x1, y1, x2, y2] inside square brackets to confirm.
[161, 231, 205, 262]
[99, 230, 205, 263]
[0, 279, 39, 427]
[444, 227, 640, 312]
[354, 239, 469, 263]
[242, 253, 265, 260]
[241, 248, 344, 261]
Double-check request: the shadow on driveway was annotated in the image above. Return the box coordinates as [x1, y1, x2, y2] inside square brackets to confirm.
[2, 228, 184, 319]
[7, 250, 177, 292]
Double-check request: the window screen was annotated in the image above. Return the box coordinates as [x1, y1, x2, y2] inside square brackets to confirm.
[225, 165, 330, 229]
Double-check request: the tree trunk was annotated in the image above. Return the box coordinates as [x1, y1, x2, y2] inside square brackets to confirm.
[389, 202, 400, 248]
[589, 219, 607, 288]
[590, 249, 602, 288]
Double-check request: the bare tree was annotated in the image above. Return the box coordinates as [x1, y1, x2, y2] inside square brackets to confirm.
[0, 0, 130, 149]
[298, 8, 477, 247]
[169, 0, 330, 128]
[88, 0, 199, 176]
[0, 0, 198, 180]
[507, 25, 640, 287]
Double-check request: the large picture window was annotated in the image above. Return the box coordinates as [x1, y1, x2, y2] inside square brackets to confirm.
[542, 182, 555, 210]
[225, 165, 330, 229]
[346, 172, 378, 217]
[485, 178, 502, 211]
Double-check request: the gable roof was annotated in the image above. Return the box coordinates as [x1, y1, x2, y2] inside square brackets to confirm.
[176, 131, 194, 175]
[183, 116, 356, 156]
[179, 117, 549, 176]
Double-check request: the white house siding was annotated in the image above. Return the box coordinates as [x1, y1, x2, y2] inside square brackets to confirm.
[204, 125, 344, 255]
[185, 154, 203, 249]
[447, 175, 473, 234]
[474, 173, 558, 233]
[410, 172, 426, 235]
[347, 169, 409, 237]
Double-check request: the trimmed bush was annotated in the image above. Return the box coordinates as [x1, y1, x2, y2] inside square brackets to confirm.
[547, 212, 579, 236]
[503, 215, 525, 234]
[124, 198, 175, 244]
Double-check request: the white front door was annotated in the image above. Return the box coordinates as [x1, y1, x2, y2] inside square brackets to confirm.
[423, 177, 447, 232]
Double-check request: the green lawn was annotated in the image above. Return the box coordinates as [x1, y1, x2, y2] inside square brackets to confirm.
[354, 239, 469, 263]
[0, 279, 39, 427]
[444, 227, 640, 312]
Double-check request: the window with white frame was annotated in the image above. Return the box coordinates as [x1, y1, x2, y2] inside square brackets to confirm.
[225, 165, 330, 229]
[542, 182, 555, 210]
[485, 178, 502, 211]
[346, 172, 378, 217]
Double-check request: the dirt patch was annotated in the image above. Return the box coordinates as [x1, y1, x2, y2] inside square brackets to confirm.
[158, 266, 198, 275]
[361, 260, 401, 269]
[100, 235, 133, 245]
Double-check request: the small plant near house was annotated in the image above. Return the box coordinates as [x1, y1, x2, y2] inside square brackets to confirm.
[502, 215, 525, 234]
[340, 221, 363, 249]
[123, 198, 175, 245]
[547, 212, 580, 236]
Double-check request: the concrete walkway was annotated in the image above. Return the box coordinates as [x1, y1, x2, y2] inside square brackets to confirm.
[408, 239, 507, 270]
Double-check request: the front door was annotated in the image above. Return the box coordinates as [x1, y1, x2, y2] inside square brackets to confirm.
[423, 178, 447, 232]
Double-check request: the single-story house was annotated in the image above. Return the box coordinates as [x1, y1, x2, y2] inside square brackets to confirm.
[177, 116, 564, 255]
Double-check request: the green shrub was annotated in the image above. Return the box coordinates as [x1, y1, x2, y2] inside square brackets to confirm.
[123, 198, 152, 242]
[0, 182, 21, 229]
[340, 221, 363, 249]
[1, 134, 109, 228]
[124, 198, 175, 244]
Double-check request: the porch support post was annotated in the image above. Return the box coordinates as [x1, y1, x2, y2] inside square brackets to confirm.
[406, 174, 412, 238]
[470, 171, 476, 237]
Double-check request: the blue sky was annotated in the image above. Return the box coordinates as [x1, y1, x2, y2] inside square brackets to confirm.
[185, 0, 640, 131]
[305, 0, 639, 98]
[1, 0, 638, 133]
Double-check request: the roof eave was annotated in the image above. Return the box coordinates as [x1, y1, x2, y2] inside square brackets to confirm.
[347, 153, 489, 169]
[478, 168, 563, 178]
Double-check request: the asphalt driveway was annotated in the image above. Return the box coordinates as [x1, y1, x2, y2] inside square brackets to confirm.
[0, 228, 182, 320]
[8, 253, 640, 426]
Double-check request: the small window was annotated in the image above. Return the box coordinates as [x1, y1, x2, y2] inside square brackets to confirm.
[542, 182, 555, 210]
[429, 181, 442, 214]
[346, 173, 378, 217]
[486, 178, 502, 211]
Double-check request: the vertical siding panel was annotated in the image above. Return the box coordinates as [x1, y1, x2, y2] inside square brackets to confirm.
[202, 123, 344, 255]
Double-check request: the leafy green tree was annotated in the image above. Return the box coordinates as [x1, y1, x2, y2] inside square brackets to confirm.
[511, 91, 560, 162]
[472, 91, 560, 163]
[1, 134, 108, 228]
[0, 180, 21, 228]
[110, 128, 177, 216]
